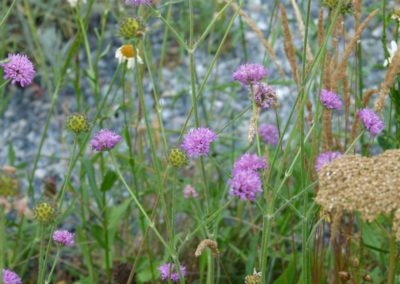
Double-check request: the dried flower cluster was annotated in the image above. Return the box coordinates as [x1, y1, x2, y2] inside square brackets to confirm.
[316, 150, 400, 238]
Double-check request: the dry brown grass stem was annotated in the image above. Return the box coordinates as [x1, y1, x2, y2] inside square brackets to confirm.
[353, 0, 362, 29]
[322, 109, 333, 151]
[362, 89, 379, 106]
[342, 74, 351, 146]
[224, 0, 285, 77]
[195, 239, 220, 257]
[248, 106, 260, 143]
[375, 47, 400, 112]
[290, 0, 313, 62]
[280, 5, 300, 84]
[317, 9, 325, 47]
[333, 9, 378, 82]
[323, 54, 332, 91]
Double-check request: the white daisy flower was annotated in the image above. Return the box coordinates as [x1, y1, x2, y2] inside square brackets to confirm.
[115, 44, 143, 70]
[67, 0, 86, 8]
[384, 40, 398, 67]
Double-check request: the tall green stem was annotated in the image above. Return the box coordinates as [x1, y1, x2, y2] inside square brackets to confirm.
[387, 232, 397, 284]
[46, 249, 60, 284]
[0, 206, 5, 284]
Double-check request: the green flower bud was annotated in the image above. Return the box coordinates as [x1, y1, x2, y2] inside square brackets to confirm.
[168, 148, 188, 167]
[119, 17, 145, 39]
[66, 113, 90, 134]
[33, 200, 57, 224]
[322, 0, 352, 14]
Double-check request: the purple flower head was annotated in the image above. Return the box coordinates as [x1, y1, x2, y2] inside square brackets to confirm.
[158, 263, 187, 283]
[259, 124, 279, 146]
[252, 83, 277, 109]
[315, 151, 342, 172]
[229, 170, 262, 201]
[53, 230, 75, 247]
[320, 89, 342, 110]
[183, 185, 198, 199]
[2, 269, 22, 284]
[1, 53, 35, 87]
[232, 154, 267, 176]
[233, 63, 268, 86]
[358, 108, 384, 136]
[181, 127, 217, 158]
[90, 129, 122, 151]
[124, 0, 155, 5]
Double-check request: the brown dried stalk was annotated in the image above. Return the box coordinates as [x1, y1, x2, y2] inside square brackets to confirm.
[280, 5, 300, 84]
[353, 0, 362, 29]
[224, 0, 285, 77]
[342, 74, 351, 147]
[333, 9, 379, 83]
[323, 54, 332, 91]
[375, 47, 400, 112]
[317, 9, 325, 47]
[362, 88, 379, 106]
[322, 109, 333, 151]
[195, 239, 220, 257]
[248, 107, 260, 143]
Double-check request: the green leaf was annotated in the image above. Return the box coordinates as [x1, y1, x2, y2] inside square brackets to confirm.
[100, 170, 118, 192]
[8, 141, 15, 165]
[82, 158, 102, 209]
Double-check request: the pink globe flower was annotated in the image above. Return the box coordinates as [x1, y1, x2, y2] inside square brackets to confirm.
[232, 154, 267, 176]
[90, 129, 122, 151]
[2, 269, 22, 284]
[53, 230, 75, 247]
[181, 127, 217, 158]
[158, 263, 187, 283]
[1, 53, 35, 87]
[320, 89, 342, 110]
[358, 108, 384, 136]
[233, 63, 268, 86]
[183, 185, 198, 199]
[259, 124, 279, 146]
[229, 170, 262, 201]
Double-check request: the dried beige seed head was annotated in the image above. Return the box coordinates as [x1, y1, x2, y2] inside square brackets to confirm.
[195, 239, 220, 258]
[316, 150, 400, 238]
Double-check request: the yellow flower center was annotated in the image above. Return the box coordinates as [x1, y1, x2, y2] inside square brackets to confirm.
[120, 44, 136, 58]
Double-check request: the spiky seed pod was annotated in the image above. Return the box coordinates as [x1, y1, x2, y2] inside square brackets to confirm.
[66, 113, 90, 134]
[33, 200, 57, 224]
[0, 172, 19, 197]
[322, 0, 352, 14]
[119, 17, 145, 39]
[168, 148, 188, 167]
